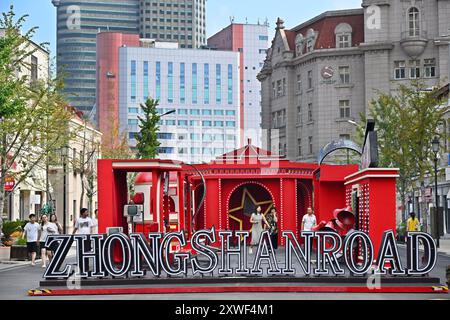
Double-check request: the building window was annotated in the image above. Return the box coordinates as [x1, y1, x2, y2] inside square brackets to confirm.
[308, 136, 313, 154]
[272, 82, 276, 98]
[180, 63, 185, 103]
[339, 66, 350, 84]
[339, 100, 351, 118]
[282, 78, 286, 96]
[296, 74, 302, 93]
[202, 120, 212, 127]
[131, 60, 136, 101]
[168, 62, 173, 103]
[143, 61, 149, 100]
[190, 109, 200, 115]
[178, 120, 188, 126]
[216, 64, 221, 104]
[424, 58, 436, 78]
[225, 110, 235, 116]
[306, 38, 313, 52]
[30, 55, 38, 82]
[128, 119, 138, 125]
[214, 110, 224, 116]
[155, 61, 161, 99]
[178, 109, 188, 115]
[228, 64, 233, 105]
[409, 60, 420, 79]
[307, 103, 313, 121]
[337, 34, 351, 48]
[226, 121, 236, 127]
[394, 61, 406, 79]
[297, 106, 302, 124]
[307, 70, 313, 89]
[190, 120, 200, 126]
[276, 80, 282, 97]
[259, 35, 269, 41]
[192, 63, 198, 104]
[297, 138, 302, 157]
[202, 109, 212, 116]
[408, 7, 420, 37]
[204, 63, 210, 104]
[214, 121, 223, 127]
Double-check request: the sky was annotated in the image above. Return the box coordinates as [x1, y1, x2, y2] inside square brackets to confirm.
[0, 0, 362, 57]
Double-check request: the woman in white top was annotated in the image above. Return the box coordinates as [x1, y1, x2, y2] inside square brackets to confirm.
[249, 206, 269, 254]
[39, 214, 58, 268]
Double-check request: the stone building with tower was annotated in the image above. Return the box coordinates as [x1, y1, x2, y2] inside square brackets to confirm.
[258, 1, 450, 163]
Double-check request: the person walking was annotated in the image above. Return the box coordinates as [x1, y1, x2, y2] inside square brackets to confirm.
[266, 207, 279, 250]
[302, 207, 317, 231]
[73, 208, 95, 272]
[91, 209, 98, 234]
[406, 212, 420, 232]
[39, 214, 58, 268]
[23, 214, 41, 266]
[49, 213, 63, 235]
[249, 205, 269, 254]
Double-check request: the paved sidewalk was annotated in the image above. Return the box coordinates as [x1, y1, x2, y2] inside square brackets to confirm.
[438, 239, 450, 256]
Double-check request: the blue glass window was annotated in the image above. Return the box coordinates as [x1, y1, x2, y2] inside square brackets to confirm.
[214, 134, 224, 141]
[178, 120, 188, 126]
[158, 147, 174, 154]
[157, 133, 173, 139]
[202, 109, 212, 115]
[190, 133, 200, 140]
[190, 109, 200, 115]
[226, 121, 236, 127]
[259, 35, 269, 41]
[143, 61, 149, 100]
[214, 110, 224, 116]
[228, 64, 233, 105]
[156, 61, 161, 99]
[129, 107, 139, 113]
[180, 63, 185, 103]
[192, 63, 198, 104]
[214, 121, 224, 127]
[202, 148, 212, 155]
[204, 63, 210, 104]
[178, 109, 188, 115]
[202, 120, 212, 127]
[191, 147, 200, 154]
[128, 119, 139, 125]
[216, 64, 221, 104]
[131, 60, 136, 101]
[168, 62, 173, 103]
[214, 148, 224, 154]
[202, 134, 212, 141]
[225, 110, 236, 116]
[166, 120, 176, 125]
[190, 120, 200, 126]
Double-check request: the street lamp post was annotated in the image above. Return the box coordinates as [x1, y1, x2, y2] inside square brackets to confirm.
[432, 136, 440, 248]
[61, 146, 69, 234]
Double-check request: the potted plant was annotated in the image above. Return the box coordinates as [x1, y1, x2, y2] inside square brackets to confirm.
[0, 221, 21, 246]
[10, 237, 29, 261]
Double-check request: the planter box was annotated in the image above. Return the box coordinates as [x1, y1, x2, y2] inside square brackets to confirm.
[10, 245, 29, 261]
[0, 247, 10, 260]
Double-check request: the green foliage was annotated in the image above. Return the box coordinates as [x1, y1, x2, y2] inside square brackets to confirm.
[357, 81, 448, 215]
[136, 98, 161, 159]
[15, 237, 27, 246]
[1, 220, 21, 240]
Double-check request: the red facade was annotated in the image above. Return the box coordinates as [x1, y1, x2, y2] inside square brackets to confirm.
[96, 32, 140, 147]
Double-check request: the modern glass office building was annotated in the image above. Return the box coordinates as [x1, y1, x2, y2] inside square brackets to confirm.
[118, 46, 240, 163]
[52, 0, 139, 116]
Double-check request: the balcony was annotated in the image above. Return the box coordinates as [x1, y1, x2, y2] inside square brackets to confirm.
[400, 30, 428, 58]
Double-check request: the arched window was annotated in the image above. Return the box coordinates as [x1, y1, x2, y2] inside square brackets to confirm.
[408, 7, 420, 36]
[306, 28, 316, 53]
[335, 23, 353, 48]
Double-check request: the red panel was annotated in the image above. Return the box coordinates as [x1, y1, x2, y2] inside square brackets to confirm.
[30, 285, 448, 296]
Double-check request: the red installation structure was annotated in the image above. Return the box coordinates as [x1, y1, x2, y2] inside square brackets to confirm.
[98, 141, 399, 255]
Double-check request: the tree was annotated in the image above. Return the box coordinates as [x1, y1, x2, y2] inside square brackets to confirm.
[0, 7, 72, 216]
[136, 98, 161, 159]
[358, 81, 448, 228]
[101, 115, 135, 160]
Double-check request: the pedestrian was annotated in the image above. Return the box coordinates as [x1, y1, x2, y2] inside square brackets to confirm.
[302, 207, 317, 231]
[23, 214, 41, 266]
[49, 213, 63, 234]
[406, 212, 420, 232]
[302, 207, 317, 257]
[73, 208, 94, 236]
[73, 208, 95, 272]
[91, 209, 98, 234]
[265, 207, 278, 250]
[39, 214, 58, 268]
[249, 205, 269, 254]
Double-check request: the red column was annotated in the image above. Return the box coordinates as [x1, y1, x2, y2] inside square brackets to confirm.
[97, 159, 114, 234]
[178, 172, 185, 233]
[150, 171, 159, 224]
[205, 179, 220, 230]
[280, 178, 297, 246]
